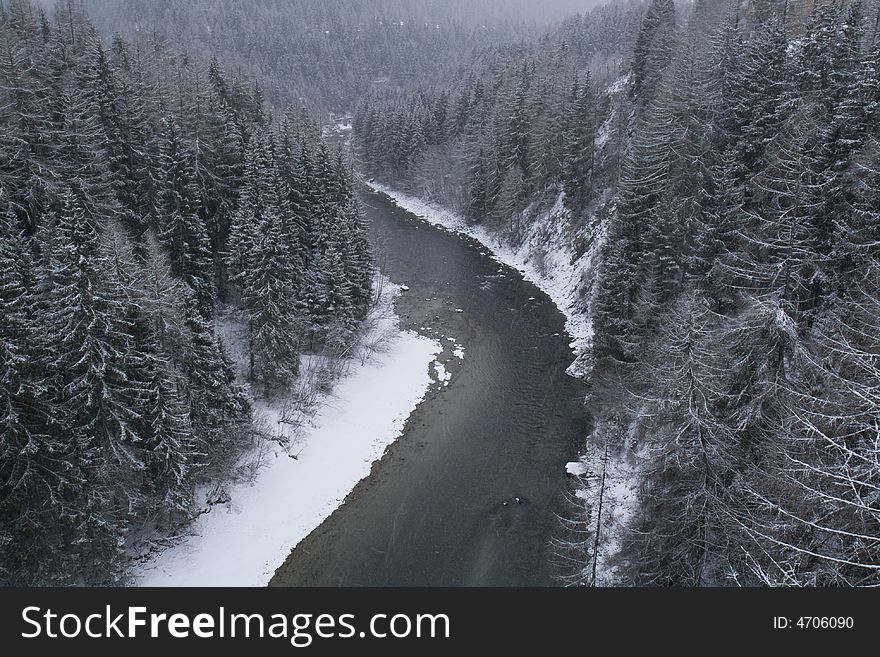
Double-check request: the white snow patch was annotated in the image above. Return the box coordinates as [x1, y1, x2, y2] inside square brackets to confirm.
[566, 461, 589, 477]
[134, 283, 440, 587]
[607, 71, 631, 95]
[433, 361, 451, 386]
[595, 115, 612, 150]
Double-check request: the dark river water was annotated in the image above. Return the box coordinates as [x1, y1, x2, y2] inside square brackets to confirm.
[270, 189, 589, 586]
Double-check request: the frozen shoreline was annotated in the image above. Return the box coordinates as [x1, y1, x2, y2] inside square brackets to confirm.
[134, 283, 441, 587]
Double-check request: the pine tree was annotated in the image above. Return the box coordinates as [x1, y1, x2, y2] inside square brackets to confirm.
[244, 205, 300, 394]
[0, 206, 60, 583]
[56, 49, 120, 229]
[499, 62, 532, 184]
[562, 73, 595, 212]
[730, 18, 793, 179]
[228, 133, 300, 394]
[802, 3, 870, 298]
[40, 192, 133, 583]
[592, 101, 675, 363]
[630, 0, 676, 106]
[0, 9, 56, 234]
[338, 197, 373, 319]
[624, 292, 737, 585]
[103, 37, 156, 240]
[466, 148, 490, 221]
[137, 357, 194, 521]
[181, 289, 250, 463]
[157, 115, 216, 317]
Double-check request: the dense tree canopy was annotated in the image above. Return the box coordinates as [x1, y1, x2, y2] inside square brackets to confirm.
[355, 0, 880, 586]
[4, 0, 879, 588]
[0, 0, 372, 584]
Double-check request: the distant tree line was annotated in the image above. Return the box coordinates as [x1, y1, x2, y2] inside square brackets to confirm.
[81, 0, 590, 113]
[353, 0, 645, 226]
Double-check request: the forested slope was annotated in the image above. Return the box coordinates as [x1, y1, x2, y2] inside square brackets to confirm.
[5, 0, 879, 588]
[0, 0, 371, 584]
[82, 0, 605, 112]
[356, 0, 880, 586]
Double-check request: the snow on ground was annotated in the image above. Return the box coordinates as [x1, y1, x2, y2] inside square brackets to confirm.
[321, 118, 353, 139]
[565, 432, 640, 586]
[368, 182, 604, 377]
[566, 461, 589, 477]
[135, 282, 441, 587]
[433, 361, 451, 386]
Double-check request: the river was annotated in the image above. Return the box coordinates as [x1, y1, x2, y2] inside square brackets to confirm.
[269, 189, 589, 586]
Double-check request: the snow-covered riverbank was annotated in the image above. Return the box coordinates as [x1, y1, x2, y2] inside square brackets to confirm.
[367, 183, 602, 378]
[135, 284, 441, 586]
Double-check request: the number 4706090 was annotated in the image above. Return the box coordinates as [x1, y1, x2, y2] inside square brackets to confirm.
[796, 617, 854, 629]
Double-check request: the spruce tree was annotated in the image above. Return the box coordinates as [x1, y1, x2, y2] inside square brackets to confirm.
[40, 192, 132, 583]
[630, 0, 676, 106]
[0, 207, 59, 583]
[562, 73, 595, 212]
[157, 115, 216, 317]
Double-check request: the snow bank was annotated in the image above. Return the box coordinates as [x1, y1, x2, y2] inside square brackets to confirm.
[368, 182, 603, 377]
[135, 284, 441, 587]
[565, 437, 640, 586]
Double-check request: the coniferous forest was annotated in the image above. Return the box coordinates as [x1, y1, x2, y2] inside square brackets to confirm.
[0, 0, 371, 584]
[84, 0, 595, 111]
[355, 0, 880, 586]
[2, 0, 879, 589]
